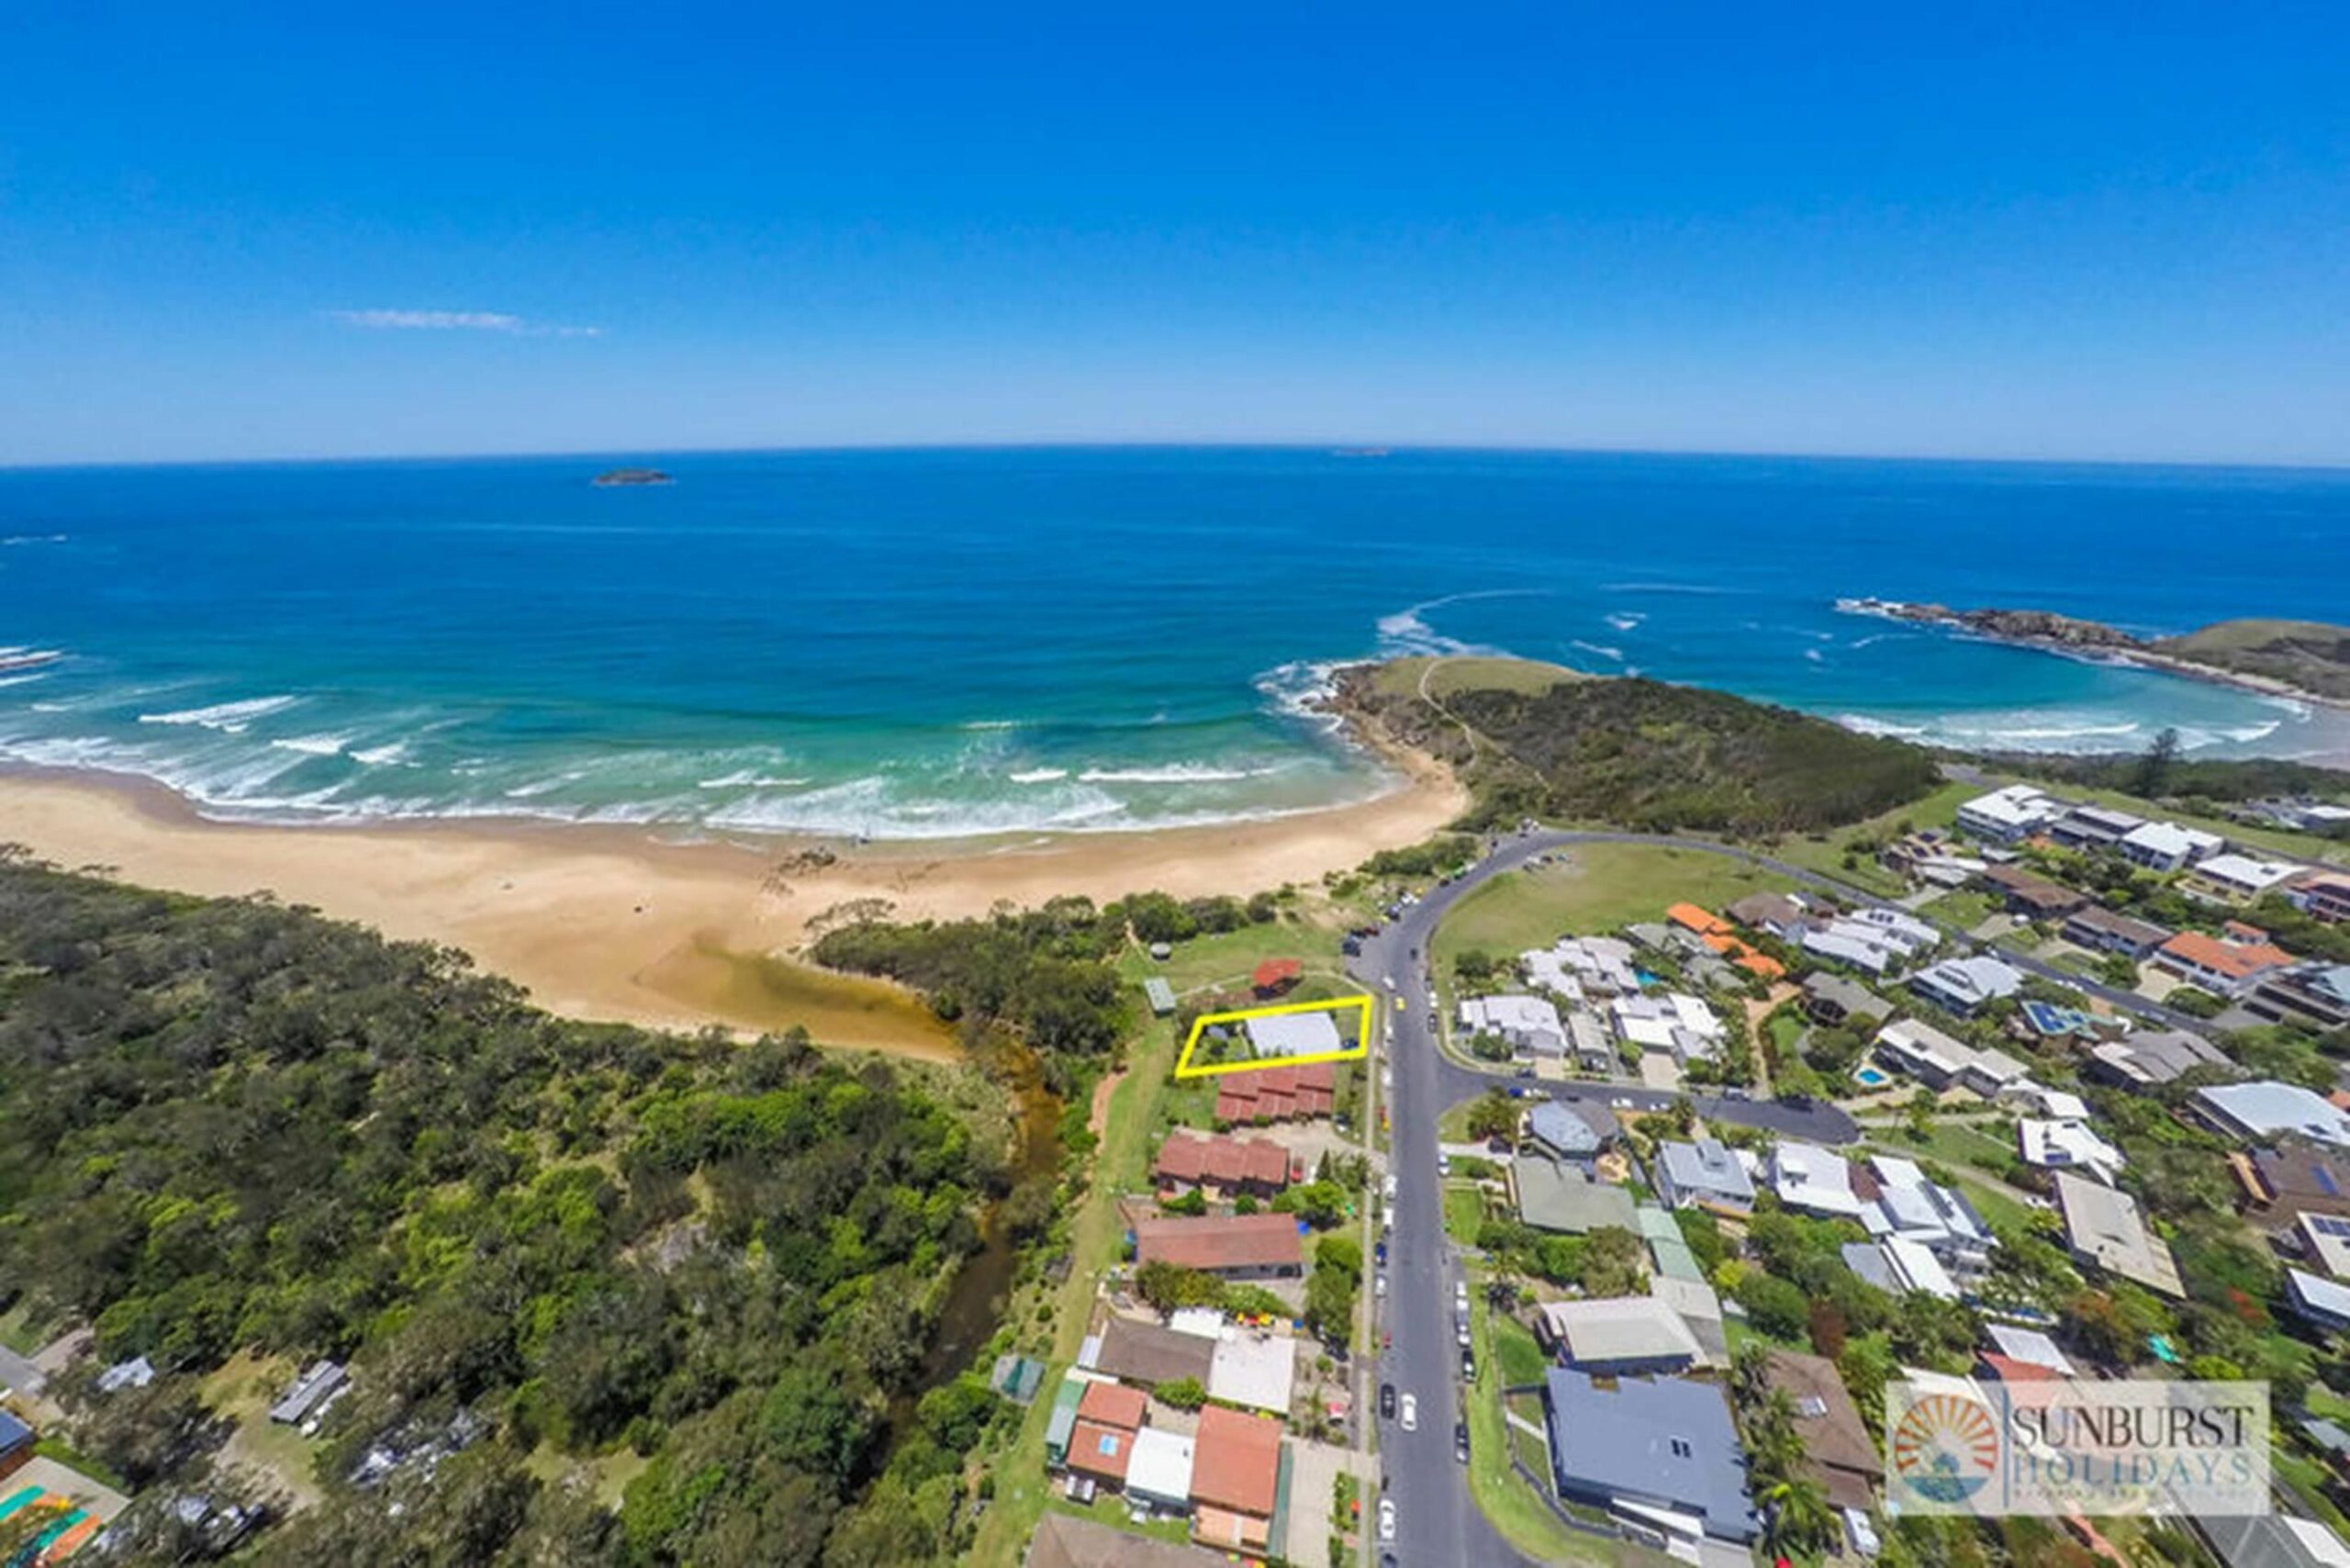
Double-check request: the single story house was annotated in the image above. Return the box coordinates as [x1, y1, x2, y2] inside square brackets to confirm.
[1188, 1406, 1285, 1554]
[269, 1359, 350, 1427]
[1727, 890, 1809, 941]
[1535, 1297, 1703, 1376]
[1153, 1132, 1292, 1199]
[1802, 972, 1886, 1027]
[2055, 1170, 2183, 1296]
[2086, 1029, 2232, 1089]
[1213, 1062, 1335, 1125]
[1087, 1316, 1216, 1389]
[2018, 1117, 2127, 1185]
[1126, 1427, 1198, 1516]
[1132, 1214, 1305, 1279]
[1516, 1156, 1639, 1235]
[1205, 1331, 1296, 1417]
[1541, 1370, 1757, 1546]
[1243, 1009, 1343, 1060]
[1762, 1350, 1883, 1511]
[2240, 1142, 2350, 1231]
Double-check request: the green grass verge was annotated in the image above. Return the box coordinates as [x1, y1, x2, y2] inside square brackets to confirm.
[1445, 1184, 1488, 1245]
[1463, 1291, 1625, 1566]
[1491, 1312, 1549, 1388]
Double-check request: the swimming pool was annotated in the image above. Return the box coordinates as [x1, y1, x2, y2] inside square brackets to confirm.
[1852, 1066, 1893, 1090]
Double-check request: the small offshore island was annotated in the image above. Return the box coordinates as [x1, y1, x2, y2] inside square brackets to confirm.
[1841, 599, 2350, 707]
[591, 465, 675, 487]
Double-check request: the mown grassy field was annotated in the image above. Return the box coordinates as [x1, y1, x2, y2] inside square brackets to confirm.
[1370, 655, 1585, 700]
[1434, 843, 1803, 972]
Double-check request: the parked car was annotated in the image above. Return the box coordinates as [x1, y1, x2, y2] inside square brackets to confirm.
[1461, 1349, 1476, 1382]
[1454, 1422, 1471, 1463]
[1375, 1239, 1388, 1267]
[1380, 1383, 1396, 1419]
[1399, 1394, 1418, 1432]
[1378, 1497, 1396, 1542]
[1374, 1273, 1387, 1298]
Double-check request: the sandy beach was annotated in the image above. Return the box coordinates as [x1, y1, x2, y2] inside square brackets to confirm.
[0, 741, 1464, 1056]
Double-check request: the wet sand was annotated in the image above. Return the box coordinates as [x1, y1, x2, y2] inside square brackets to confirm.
[0, 746, 1464, 1056]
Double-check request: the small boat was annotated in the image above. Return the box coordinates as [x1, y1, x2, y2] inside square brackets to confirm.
[0, 647, 62, 673]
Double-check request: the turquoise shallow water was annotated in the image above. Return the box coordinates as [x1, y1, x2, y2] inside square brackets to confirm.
[2, 447, 2345, 839]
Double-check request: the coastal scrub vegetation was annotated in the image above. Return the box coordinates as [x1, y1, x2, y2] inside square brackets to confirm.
[0, 850, 1013, 1567]
[1336, 662, 1940, 836]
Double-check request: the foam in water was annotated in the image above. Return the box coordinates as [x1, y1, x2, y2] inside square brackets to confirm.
[137, 694, 302, 733]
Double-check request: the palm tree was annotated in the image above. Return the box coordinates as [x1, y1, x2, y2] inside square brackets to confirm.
[1759, 1473, 1840, 1558]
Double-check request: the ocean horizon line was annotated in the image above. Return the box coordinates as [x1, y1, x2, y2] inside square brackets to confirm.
[11, 437, 2350, 478]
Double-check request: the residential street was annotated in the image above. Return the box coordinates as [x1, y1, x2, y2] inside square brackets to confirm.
[1337, 817, 2099, 1562]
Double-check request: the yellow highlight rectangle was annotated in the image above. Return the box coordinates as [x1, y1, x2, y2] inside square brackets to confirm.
[1173, 994, 1374, 1079]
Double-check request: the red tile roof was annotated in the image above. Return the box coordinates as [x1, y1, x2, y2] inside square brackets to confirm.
[1154, 1132, 1292, 1189]
[1668, 903, 1731, 935]
[1212, 1062, 1336, 1124]
[1191, 1405, 1283, 1516]
[1976, 1353, 2064, 1383]
[1067, 1418, 1136, 1482]
[1132, 1213, 1304, 1273]
[2160, 930, 2292, 981]
[1076, 1379, 1148, 1431]
[1251, 958, 1303, 991]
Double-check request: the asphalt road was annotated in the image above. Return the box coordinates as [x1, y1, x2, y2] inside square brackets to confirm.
[1343, 821, 2157, 1560]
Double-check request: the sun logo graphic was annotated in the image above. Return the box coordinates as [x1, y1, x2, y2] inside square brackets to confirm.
[1891, 1391, 2001, 1506]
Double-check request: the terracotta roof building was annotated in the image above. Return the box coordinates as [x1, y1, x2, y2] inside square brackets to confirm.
[1153, 1132, 1292, 1196]
[1189, 1405, 1286, 1553]
[1133, 1213, 1304, 1278]
[1212, 1061, 1335, 1125]
[1076, 1380, 1148, 1431]
[1250, 958, 1303, 996]
[2155, 930, 2296, 995]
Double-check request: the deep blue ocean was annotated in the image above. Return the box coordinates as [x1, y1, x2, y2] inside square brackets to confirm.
[2, 447, 2346, 840]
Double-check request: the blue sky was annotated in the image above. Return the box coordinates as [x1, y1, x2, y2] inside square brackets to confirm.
[4, 2, 2347, 465]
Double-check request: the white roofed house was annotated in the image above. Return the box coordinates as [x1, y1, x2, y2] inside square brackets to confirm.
[2117, 820, 2224, 873]
[1957, 784, 2064, 845]
[1517, 947, 1587, 1003]
[1872, 1017, 2028, 1098]
[1801, 912, 1934, 978]
[1531, 935, 1640, 997]
[2193, 1081, 2350, 1151]
[1243, 1009, 1345, 1060]
[2017, 1117, 2128, 1186]
[2054, 1170, 2183, 1297]
[1459, 993, 1567, 1057]
[1863, 1154, 1994, 1282]
[2184, 853, 2307, 906]
[1610, 992, 1723, 1065]
[1907, 954, 2025, 1020]
[2048, 803, 2145, 850]
[1765, 1142, 1867, 1220]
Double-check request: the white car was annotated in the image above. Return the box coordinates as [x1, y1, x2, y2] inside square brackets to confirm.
[1453, 1280, 1469, 1308]
[1382, 1171, 1398, 1199]
[1399, 1394, 1417, 1432]
[1843, 1507, 1881, 1558]
[1378, 1497, 1396, 1542]
[1374, 1273, 1387, 1298]
[1455, 1317, 1472, 1349]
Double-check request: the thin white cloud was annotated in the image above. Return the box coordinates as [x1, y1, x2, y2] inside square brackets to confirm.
[327, 308, 601, 338]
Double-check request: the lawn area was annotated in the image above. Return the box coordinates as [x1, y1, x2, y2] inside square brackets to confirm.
[1118, 915, 1351, 1004]
[1371, 655, 1585, 700]
[1445, 1183, 1489, 1245]
[1769, 778, 1978, 894]
[1464, 1290, 1625, 1565]
[1491, 1311, 1549, 1388]
[1860, 1134, 2040, 1234]
[1920, 888, 1998, 932]
[1434, 845, 1804, 972]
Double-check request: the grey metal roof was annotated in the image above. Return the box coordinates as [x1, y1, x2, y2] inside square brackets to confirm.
[1528, 1100, 1601, 1156]
[1543, 1370, 1756, 1542]
[1659, 1138, 1754, 1203]
[1244, 1010, 1346, 1058]
[1516, 1156, 1637, 1234]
